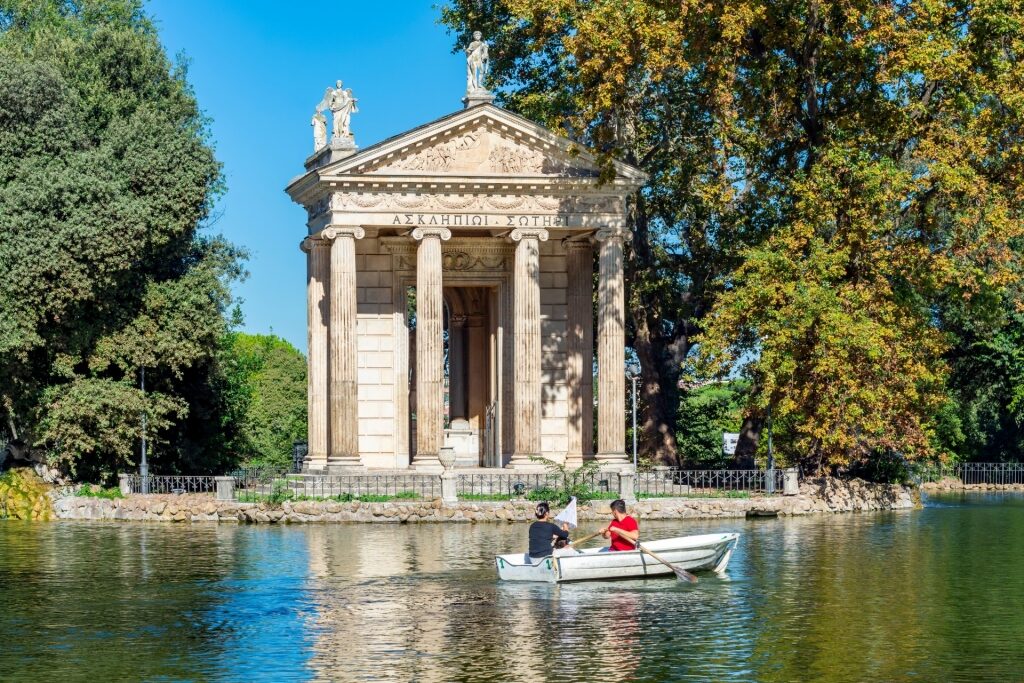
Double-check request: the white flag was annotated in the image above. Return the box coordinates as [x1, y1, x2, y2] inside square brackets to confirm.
[554, 497, 578, 529]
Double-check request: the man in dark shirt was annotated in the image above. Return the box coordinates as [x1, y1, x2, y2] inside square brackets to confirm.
[528, 501, 570, 558]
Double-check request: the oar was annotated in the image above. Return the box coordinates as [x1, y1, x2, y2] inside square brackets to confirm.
[637, 543, 698, 584]
[567, 530, 604, 548]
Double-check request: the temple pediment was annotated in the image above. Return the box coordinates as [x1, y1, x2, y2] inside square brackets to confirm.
[297, 104, 645, 184]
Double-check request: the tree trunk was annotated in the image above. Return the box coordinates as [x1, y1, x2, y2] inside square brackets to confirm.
[733, 413, 763, 468]
[625, 195, 681, 465]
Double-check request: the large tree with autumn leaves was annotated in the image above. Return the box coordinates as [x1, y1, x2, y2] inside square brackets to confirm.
[442, 0, 1024, 472]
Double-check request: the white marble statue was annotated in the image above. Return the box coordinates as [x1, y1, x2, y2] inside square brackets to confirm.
[465, 31, 490, 93]
[311, 110, 327, 151]
[326, 80, 358, 141]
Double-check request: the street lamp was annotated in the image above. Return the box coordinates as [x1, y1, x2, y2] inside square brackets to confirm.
[140, 366, 149, 494]
[625, 359, 641, 470]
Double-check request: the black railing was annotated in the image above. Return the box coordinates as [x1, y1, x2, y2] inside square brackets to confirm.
[232, 473, 441, 501]
[455, 472, 614, 499]
[919, 462, 1024, 486]
[635, 468, 787, 497]
[123, 474, 217, 494]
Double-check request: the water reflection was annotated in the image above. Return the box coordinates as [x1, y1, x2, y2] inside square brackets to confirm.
[3, 496, 1024, 681]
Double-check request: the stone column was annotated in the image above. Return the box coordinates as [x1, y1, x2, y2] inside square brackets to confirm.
[302, 237, 331, 470]
[412, 227, 450, 470]
[508, 228, 548, 468]
[596, 228, 630, 465]
[448, 315, 467, 420]
[324, 226, 364, 471]
[565, 239, 595, 467]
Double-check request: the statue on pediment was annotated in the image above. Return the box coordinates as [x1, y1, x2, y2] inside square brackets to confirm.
[465, 31, 490, 94]
[311, 110, 327, 151]
[315, 81, 358, 146]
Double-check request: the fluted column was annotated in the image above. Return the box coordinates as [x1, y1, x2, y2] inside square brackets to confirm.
[596, 228, 630, 464]
[412, 227, 450, 470]
[301, 236, 331, 470]
[508, 228, 548, 468]
[325, 226, 364, 471]
[565, 239, 595, 466]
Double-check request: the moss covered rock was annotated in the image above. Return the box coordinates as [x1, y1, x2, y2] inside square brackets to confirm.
[0, 468, 54, 521]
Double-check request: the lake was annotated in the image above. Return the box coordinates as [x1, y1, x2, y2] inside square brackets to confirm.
[3, 493, 1024, 682]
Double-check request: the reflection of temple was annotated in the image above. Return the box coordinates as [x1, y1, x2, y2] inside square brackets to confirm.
[287, 91, 645, 473]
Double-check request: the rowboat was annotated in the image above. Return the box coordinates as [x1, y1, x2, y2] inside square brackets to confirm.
[495, 532, 740, 583]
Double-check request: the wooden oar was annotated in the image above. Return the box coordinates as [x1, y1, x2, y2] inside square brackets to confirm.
[567, 530, 604, 548]
[637, 543, 698, 584]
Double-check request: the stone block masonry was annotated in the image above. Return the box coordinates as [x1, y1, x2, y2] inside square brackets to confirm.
[52, 478, 917, 524]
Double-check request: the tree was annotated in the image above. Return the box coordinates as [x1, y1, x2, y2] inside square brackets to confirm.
[441, 0, 757, 464]
[676, 381, 747, 469]
[442, 0, 1024, 472]
[0, 0, 244, 481]
[223, 333, 308, 469]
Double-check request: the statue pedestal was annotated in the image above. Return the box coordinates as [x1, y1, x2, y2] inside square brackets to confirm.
[331, 136, 357, 151]
[463, 90, 495, 108]
[305, 138, 359, 171]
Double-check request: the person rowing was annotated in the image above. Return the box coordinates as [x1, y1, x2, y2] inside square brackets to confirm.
[599, 499, 639, 552]
[528, 501, 570, 559]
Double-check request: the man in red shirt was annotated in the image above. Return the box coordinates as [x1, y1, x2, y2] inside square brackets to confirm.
[600, 499, 639, 551]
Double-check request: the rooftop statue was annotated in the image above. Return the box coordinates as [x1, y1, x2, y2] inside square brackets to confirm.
[314, 80, 358, 150]
[465, 31, 490, 94]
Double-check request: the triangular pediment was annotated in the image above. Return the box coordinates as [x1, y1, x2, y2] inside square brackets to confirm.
[315, 104, 646, 183]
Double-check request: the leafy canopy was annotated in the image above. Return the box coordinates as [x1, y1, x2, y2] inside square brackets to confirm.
[0, 0, 244, 480]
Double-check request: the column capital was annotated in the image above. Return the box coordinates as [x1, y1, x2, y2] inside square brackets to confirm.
[321, 226, 366, 241]
[449, 314, 469, 329]
[562, 237, 594, 251]
[510, 228, 549, 243]
[594, 227, 633, 243]
[300, 236, 331, 253]
[411, 227, 452, 241]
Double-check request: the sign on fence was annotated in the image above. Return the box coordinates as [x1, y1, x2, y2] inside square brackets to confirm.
[722, 433, 739, 456]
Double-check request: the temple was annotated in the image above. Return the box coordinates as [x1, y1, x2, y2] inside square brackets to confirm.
[286, 49, 645, 472]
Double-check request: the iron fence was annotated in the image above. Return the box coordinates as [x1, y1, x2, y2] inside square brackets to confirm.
[456, 471, 615, 499]
[635, 468, 786, 497]
[233, 473, 442, 501]
[123, 474, 217, 495]
[918, 462, 1024, 485]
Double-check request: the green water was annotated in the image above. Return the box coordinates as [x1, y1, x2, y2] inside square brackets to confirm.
[2, 493, 1024, 682]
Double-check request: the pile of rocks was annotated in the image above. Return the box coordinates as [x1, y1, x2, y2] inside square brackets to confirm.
[52, 476, 918, 524]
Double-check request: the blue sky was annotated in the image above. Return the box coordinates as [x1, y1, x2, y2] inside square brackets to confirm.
[147, 0, 466, 353]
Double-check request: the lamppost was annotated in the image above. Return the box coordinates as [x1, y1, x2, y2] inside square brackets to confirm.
[625, 359, 641, 470]
[140, 366, 149, 494]
[766, 403, 775, 494]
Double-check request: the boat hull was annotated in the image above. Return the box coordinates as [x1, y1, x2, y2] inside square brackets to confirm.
[495, 532, 740, 583]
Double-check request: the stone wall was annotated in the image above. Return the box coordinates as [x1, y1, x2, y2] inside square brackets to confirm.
[52, 477, 917, 524]
[921, 477, 1024, 493]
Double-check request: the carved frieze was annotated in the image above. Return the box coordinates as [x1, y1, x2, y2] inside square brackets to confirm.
[329, 192, 621, 214]
[395, 250, 506, 272]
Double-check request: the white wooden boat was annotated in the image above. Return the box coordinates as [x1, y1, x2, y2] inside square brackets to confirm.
[495, 532, 740, 583]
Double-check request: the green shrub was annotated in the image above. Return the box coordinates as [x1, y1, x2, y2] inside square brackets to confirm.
[77, 484, 124, 500]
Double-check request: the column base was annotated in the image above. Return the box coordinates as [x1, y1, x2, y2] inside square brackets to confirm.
[596, 452, 629, 469]
[506, 455, 545, 471]
[304, 452, 329, 472]
[326, 460, 365, 474]
[412, 456, 443, 472]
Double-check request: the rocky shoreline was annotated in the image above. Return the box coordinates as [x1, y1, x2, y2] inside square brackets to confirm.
[50, 477, 918, 524]
[921, 477, 1024, 493]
